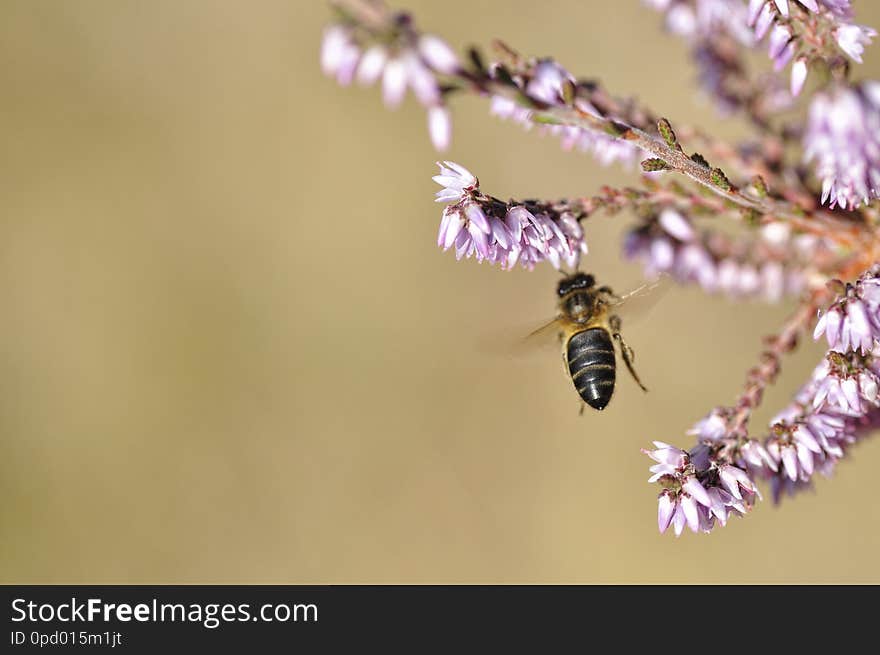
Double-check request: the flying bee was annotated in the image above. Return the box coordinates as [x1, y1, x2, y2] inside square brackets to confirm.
[531, 272, 655, 412]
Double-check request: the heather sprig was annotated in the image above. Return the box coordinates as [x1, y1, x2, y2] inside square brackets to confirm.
[433, 161, 588, 270]
[622, 209, 821, 301]
[323, 0, 880, 538]
[647, 1, 877, 103]
[322, 3, 459, 149]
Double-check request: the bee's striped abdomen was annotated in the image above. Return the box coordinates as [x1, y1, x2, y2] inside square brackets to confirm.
[566, 328, 616, 410]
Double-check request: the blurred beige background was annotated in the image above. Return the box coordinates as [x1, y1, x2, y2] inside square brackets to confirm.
[2, 0, 879, 583]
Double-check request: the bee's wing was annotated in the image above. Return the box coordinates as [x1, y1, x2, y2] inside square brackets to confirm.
[606, 274, 671, 325]
[475, 316, 564, 360]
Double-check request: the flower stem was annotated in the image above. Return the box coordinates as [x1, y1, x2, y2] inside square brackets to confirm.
[728, 293, 827, 438]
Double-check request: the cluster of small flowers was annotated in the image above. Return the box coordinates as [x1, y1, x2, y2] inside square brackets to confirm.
[753, 268, 880, 501]
[804, 82, 880, 210]
[645, 1, 802, 114]
[645, 0, 756, 46]
[748, 1, 875, 90]
[648, 1, 875, 99]
[488, 60, 639, 167]
[433, 162, 588, 270]
[644, 439, 760, 535]
[644, 267, 880, 531]
[690, 40, 792, 114]
[320, 18, 459, 150]
[622, 208, 807, 301]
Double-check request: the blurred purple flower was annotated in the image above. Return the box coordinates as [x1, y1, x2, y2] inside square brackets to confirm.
[836, 24, 876, 63]
[321, 22, 459, 150]
[623, 210, 804, 301]
[790, 58, 808, 96]
[321, 25, 361, 86]
[488, 61, 639, 167]
[745, 0, 872, 78]
[803, 83, 880, 210]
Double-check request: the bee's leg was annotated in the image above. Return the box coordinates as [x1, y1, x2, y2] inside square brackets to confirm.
[579, 402, 586, 416]
[609, 315, 648, 393]
[597, 286, 622, 302]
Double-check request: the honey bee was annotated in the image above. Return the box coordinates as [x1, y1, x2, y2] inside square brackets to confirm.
[532, 272, 655, 412]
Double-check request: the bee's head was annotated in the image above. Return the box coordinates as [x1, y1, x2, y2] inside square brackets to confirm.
[556, 272, 595, 297]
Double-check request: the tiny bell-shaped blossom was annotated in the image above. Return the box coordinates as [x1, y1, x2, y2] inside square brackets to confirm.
[657, 208, 695, 242]
[740, 439, 778, 473]
[687, 408, 728, 442]
[525, 60, 575, 106]
[321, 25, 361, 86]
[810, 355, 880, 414]
[790, 58, 808, 97]
[427, 106, 452, 151]
[835, 24, 876, 64]
[814, 279, 880, 354]
[718, 464, 760, 500]
[418, 35, 460, 75]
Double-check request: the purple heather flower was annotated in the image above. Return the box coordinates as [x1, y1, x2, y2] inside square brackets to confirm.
[746, 0, 791, 21]
[417, 35, 460, 75]
[658, 208, 695, 242]
[427, 106, 452, 151]
[803, 83, 880, 210]
[801, 410, 848, 458]
[503, 208, 587, 270]
[756, 316, 880, 504]
[766, 417, 837, 483]
[814, 280, 880, 354]
[433, 160, 477, 202]
[645, 441, 689, 481]
[750, 5, 798, 71]
[321, 25, 361, 86]
[643, 441, 756, 535]
[810, 355, 880, 413]
[623, 218, 802, 301]
[355, 32, 459, 110]
[718, 463, 761, 500]
[433, 162, 489, 258]
[526, 60, 575, 106]
[676, 0, 755, 45]
[688, 408, 729, 441]
[356, 45, 387, 86]
[740, 438, 778, 473]
[488, 61, 639, 168]
[753, 2, 775, 40]
[801, 1, 852, 17]
[667, 5, 698, 37]
[747, 0, 871, 77]
[790, 58, 808, 96]
[491, 95, 639, 167]
[768, 24, 792, 61]
[836, 24, 876, 63]
[489, 95, 532, 125]
[322, 23, 458, 151]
